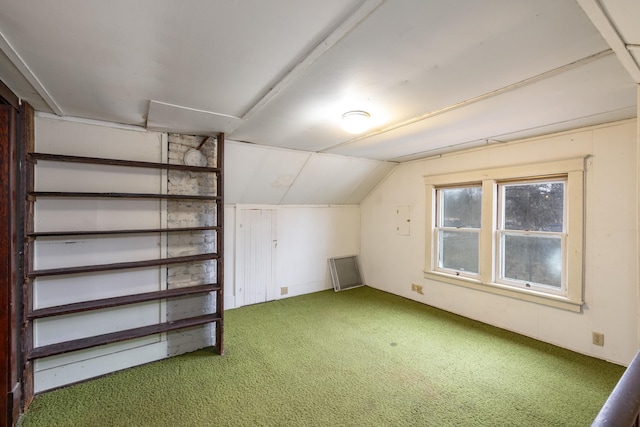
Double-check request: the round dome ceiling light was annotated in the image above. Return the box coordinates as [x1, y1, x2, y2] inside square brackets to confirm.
[341, 110, 371, 134]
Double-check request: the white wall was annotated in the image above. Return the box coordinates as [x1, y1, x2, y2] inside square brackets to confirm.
[225, 204, 360, 309]
[360, 119, 638, 366]
[277, 205, 360, 297]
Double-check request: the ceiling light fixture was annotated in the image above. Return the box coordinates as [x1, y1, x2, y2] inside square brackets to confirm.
[341, 110, 371, 134]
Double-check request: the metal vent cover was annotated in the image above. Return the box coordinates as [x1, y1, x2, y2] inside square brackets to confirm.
[329, 255, 363, 291]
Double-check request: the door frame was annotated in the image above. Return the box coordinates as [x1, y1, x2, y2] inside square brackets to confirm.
[234, 205, 278, 308]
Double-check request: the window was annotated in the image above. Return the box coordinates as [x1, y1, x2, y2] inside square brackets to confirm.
[435, 186, 482, 277]
[497, 179, 565, 293]
[424, 158, 584, 312]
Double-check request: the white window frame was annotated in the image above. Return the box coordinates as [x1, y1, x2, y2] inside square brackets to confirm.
[434, 185, 482, 279]
[424, 158, 585, 312]
[496, 178, 567, 295]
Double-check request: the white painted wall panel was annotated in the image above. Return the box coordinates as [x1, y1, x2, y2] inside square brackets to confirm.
[360, 120, 638, 366]
[35, 162, 162, 193]
[223, 205, 237, 309]
[34, 339, 166, 393]
[34, 199, 161, 232]
[585, 123, 639, 363]
[33, 270, 161, 309]
[359, 160, 425, 291]
[36, 114, 162, 161]
[34, 235, 159, 270]
[276, 205, 360, 297]
[34, 302, 160, 347]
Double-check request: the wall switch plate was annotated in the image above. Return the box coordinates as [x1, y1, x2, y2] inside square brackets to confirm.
[592, 332, 604, 346]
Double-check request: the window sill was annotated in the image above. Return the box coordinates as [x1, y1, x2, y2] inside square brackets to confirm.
[423, 270, 583, 313]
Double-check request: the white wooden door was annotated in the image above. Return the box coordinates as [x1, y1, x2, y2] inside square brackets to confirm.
[237, 208, 277, 306]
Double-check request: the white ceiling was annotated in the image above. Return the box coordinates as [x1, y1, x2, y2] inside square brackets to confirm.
[0, 0, 638, 162]
[225, 141, 395, 205]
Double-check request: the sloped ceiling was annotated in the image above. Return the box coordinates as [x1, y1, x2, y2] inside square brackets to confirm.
[224, 141, 395, 205]
[0, 0, 637, 164]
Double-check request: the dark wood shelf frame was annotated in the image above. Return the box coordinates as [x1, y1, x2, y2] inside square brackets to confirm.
[27, 313, 221, 360]
[29, 191, 221, 201]
[22, 132, 225, 377]
[28, 283, 221, 320]
[29, 252, 219, 278]
[28, 152, 221, 173]
[28, 225, 221, 238]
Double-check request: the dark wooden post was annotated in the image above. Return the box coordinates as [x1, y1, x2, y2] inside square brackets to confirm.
[21, 102, 35, 411]
[0, 87, 22, 425]
[215, 132, 224, 355]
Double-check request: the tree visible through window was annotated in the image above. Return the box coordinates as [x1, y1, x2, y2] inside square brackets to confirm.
[499, 180, 565, 291]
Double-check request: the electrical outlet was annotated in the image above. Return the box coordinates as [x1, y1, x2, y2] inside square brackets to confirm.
[592, 332, 604, 346]
[281, 287, 288, 296]
[411, 283, 424, 295]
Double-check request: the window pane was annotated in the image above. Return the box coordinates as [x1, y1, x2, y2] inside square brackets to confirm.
[504, 182, 564, 232]
[441, 187, 482, 228]
[502, 234, 562, 288]
[439, 230, 479, 274]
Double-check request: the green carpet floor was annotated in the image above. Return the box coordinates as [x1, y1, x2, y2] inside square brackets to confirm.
[19, 287, 624, 426]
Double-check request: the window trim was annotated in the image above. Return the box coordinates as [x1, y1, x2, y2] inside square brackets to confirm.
[495, 178, 567, 295]
[424, 158, 585, 312]
[434, 184, 482, 278]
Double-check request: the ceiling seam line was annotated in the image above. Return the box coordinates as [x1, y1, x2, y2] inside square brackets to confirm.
[0, 30, 65, 116]
[276, 153, 314, 205]
[35, 111, 147, 132]
[342, 164, 387, 205]
[392, 105, 637, 162]
[240, 0, 385, 120]
[319, 49, 615, 154]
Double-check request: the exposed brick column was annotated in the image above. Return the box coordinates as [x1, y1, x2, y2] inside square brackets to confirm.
[166, 134, 218, 355]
